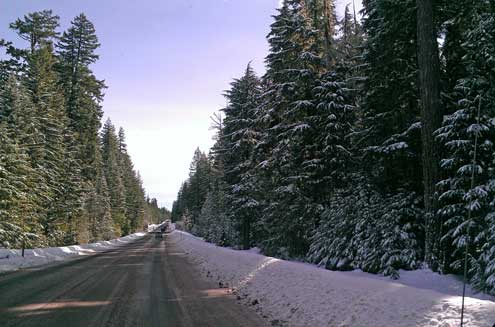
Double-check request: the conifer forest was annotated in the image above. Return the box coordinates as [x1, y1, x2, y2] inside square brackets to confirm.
[171, 0, 495, 295]
[0, 11, 169, 249]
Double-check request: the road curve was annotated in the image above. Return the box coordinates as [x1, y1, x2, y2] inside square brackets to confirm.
[0, 234, 267, 327]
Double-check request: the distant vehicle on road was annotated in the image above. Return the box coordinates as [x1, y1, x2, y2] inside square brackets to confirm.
[153, 221, 169, 239]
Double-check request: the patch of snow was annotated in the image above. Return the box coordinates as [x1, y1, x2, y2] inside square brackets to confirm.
[0, 232, 145, 272]
[348, 268, 494, 302]
[244, 247, 262, 254]
[169, 230, 495, 327]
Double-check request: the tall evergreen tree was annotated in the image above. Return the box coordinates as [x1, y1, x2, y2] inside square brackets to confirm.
[100, 119, 127, 235]
[0, 122, 39, 247]
[84, 149, 114, 241]
[168, 0, 495, 295]
[57, 13, 105, 181]
[0, 74, 43, 246]
[360, 0, 422, 193]
[1, 10, 160, 248]
[171, 181, 189, 223]
[436, 1, 495, 292]
[27, 44, 79, 244]
[9, 10, 59, 54]
[187, 148, 211, 225]
[256, 0, 342, 257]
[417, 0, 443, 266]
[118, 128, 146, 233]
[220, 64, 262, 249]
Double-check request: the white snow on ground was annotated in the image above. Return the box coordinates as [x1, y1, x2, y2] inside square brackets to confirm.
[348, 268, 495, 302]
[0, 232, 146, 272]
[148, 221, 173, 233]
[148, 223, 162, 232]
[169, 230, 495, 327]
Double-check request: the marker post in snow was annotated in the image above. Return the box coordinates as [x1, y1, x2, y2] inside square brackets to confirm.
[460, 95, 482, 327]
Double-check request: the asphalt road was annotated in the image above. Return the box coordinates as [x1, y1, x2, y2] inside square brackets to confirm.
[0, 234, 267, 327]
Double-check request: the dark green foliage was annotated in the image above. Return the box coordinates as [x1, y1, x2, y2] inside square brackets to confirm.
[171, 182, 189, 223]
[360, 0, 422, 193]
[0, 123, 38, 241]
[171, 0, 495, 295]
[27, 44, 78, 245]
[0, 10, 162, 247]
[9, 10, 59, 53]
[219, 64, 262, 249]
[144, 197, 170, 225]
[171, 149, 211, 228]
[101, 119, 126, 231]
[4, 1, 495, 296]
[308, 176, 423, 278]
[198, 183, 234, 246]
[56, 13, 105, 182]
[99, 122, 157, 236]
[255, 0, 326, 257]
[0, 78, 42, 240]
[84, 149, 114, 242]
[172, 148, 235, 246]
[436, 1, 495, 292]
[118, 128, 147, 233]
[186, 149, 211, 224]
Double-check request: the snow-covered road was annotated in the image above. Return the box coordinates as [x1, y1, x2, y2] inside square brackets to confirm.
[171, 230, 495, 327]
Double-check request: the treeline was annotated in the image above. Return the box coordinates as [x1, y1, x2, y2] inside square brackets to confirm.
[0, 11, 168, 248]
[172, 0, 495, 294]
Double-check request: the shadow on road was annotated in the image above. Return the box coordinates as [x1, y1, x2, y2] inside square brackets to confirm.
[0, 234, 266, 327]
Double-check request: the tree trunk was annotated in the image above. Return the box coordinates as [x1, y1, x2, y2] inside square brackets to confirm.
[416, 0, 442, 267]
[323, 0, 335, 69]
[242, 216, 250, 250]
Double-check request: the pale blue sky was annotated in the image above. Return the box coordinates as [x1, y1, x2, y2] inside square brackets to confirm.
[1, 0, 363, 209]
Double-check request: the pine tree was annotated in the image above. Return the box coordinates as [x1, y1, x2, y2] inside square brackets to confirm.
[84, 148, 114, 241]
[57, 13, 105, 182]
[308, 175, 423, 278]
[100, 119, 127, 235]
[9, 10, 59, 54]
[1, 10, 157, 248]
[256, 0, 342, 257]
[360, 0, 422, 193]
[436, 1, 495, 293]
[171, 182, 189, 223]
[118, 128, 146, 233]
[199, 182, 234, 246]
[144, 197, 164, 225]
[335, 3, 364, 91]
[187, 148, 211, 225]
[301, 0, 337, 68]
[313, 72, 355, 190]
[0, 76, 43, 244]
[0, 123, 39, 248]
[165, 0, 495, 295]
[26, 44, 78, 245]
[439, 0, 473, 99]
[219, 64, 262, 249]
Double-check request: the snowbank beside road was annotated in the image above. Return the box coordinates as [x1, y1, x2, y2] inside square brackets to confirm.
[170, 230, 495, 327]
[148, 221, 174, 233]
[0, 232, 145, 272]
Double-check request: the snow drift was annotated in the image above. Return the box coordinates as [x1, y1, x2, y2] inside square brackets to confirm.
[169, 230, 495, 327]
[0, 232, 145, 272]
